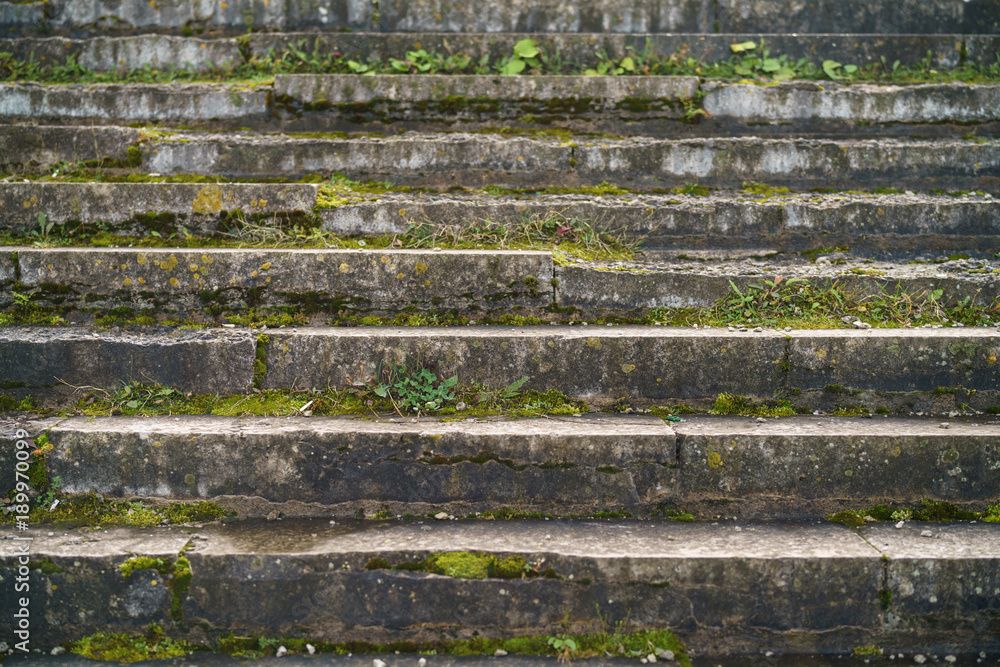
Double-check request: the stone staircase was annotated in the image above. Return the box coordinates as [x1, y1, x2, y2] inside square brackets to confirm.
[1, 0, 1000, 660]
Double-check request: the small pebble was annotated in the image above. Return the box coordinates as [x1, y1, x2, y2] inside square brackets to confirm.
[914, 656, 926, 664]
[276, 646, 287, 657]
[920, 530, 933, 537]
[419, 659, 428, 667]
[753, 327, 763, 332]
[494, 650, 507, 657]
[945, 657, 957, 664]
[940, 422, 950, 429]
[647, 654, 657, 663]
[656, 649, 675, 661]
[306, 644, 316, 655]
[50, 648, 65, 656]
[895, 520, 905, 529]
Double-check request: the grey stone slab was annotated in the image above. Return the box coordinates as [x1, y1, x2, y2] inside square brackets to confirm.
[375, 0, 1000, 34]
[864, 522, 1000, 649]
[144, 132, 573, 185]
[36, 0, 374, 35]
[556, 258, 1000, 309]
[321, 192, 1000, 254]
[0, 125, 141, 170]
[275, 74, 697, 123]
[704, 81, 1000, 124]
[787, 329, 1000, 392]
[262, 326, 787, 400]
[0, 182, 318, 235]
[12, 248, 554, 313]
[144, 133, 1000, 191]
[0, 519, 883, 653]
[0, 327, 256, 395]
[0, 82, 268, 122]
[675, 415, 1000, 502]
[44, 414, 675, 509]
[0, 35, 242, 71]
[0, 2, 44, 35]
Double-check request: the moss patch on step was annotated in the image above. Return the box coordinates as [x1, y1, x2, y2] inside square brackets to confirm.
[827, 499, 1000, 528]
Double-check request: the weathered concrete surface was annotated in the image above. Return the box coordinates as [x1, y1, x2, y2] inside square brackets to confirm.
[145, 133, 1000, 190]
[0, 35, 242, 71]
[275, 74, 697, 125]
[864, 522, 1000, 648]
[248, 33, 1000, 71]
[788, 329, 1000, 392]
[557, 257, 1000, 309]
[676, 416, 1000, 502]
[704, 81, 1000, 124]
[7, 518, 998, 653]
[0, 327, 255, 396]
[145, 132, 572, 185]
[0, 125, 140, 170]
[0, 2, 44, 35]
[263, 327, 1000, 400]
[13, 248, 554, 313]
[377, 0, 1000, 34]
[0, 82, 268, 123]
[0, 182, 318, 235]
[263, 326, 787, 399]
[322, 192, 1000, 253]
[5, 0, 375, 35]
[44, 414, 675, 510]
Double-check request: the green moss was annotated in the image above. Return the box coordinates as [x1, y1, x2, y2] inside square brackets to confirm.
[711, 393, 795, 417]
[742, 182, 790, 196]
[71, 624, 192, 663]
[827, 510, 868, 528]
[877, 589, 893, 612]
[29, 559, 64, 574]
[828, 499, 991, 527]
[429, 552, 494, 578]
[854, 646, 884, 658]
[125, 145, 143, 168]
[253, 334, 269, 390]
[120, 555, 193, 621]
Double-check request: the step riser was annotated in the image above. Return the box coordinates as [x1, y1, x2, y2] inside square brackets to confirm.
[2, 521, 997, 654]
[4, 0, 998, 35]
[5, 329, 1000, 402]
[6, 249, 998, 319]
[140, 137, 1000, 191]
[0, 126, 140, 172]
[23, 416, 997, 513]
[36, 416, 677, 511]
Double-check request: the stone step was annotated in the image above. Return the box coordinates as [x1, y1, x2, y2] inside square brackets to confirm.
[133, 133, 1000, 191]
[20, 414, 998, 516]
[4, 326, 998, 404]
[6, 79, 998, 136]
[3, 0, 998, 36]
[4, 33, 1000, 74]
[320, 192, 1000, 254]
[5, 246, 998, 318]
[5, 247, 555, 314]
[1, 518, 997, 654]
[5, 184, 997, 255]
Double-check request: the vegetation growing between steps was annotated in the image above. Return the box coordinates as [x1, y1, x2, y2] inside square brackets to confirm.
[63, 627, 689, 664]
[120, 555, 193, 621]
[0, 488, 233, 527]
[365, 551, 558, 580]
[827, 499, 1000, 528]
[2, 38, 999, 84]
[70, 623, 194, 663]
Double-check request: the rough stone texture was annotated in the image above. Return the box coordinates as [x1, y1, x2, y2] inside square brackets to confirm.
[9, 519, 998, 654]
[145, 133, 1000, 191]
[704, 81, 1000, 124]
[44, 414, 675, 509]
[13, 0, 375, 35]
[0, 2, 44, 35]
[376, 0, 1000, 34]
[0, 182, 318, 235]
[864, 522, 1000, 648]
[321, 192, 1000, 254]
[0, 125, 140, 170]
[145, 132, 572, 185]
[0, 35, 242, 71]
[0, 327, 256, 396]
[263, 326, 787, 399]
[676, 416, 1000, 502]
[557, 257, 1000, 308]
[0, 525, 191, 644]
[275, 74, 697, 124]
[788, 329, 1000, 392]
[0, 82, 268, 123]
[248, 33, 1000, 71]
[13, 248, 554, 313]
